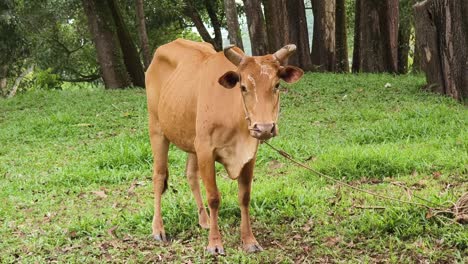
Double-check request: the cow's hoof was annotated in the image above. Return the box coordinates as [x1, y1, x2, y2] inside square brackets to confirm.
[206, 245, 225, 255]
[153, 232, 168, 242]
[243, 243, 263, 253]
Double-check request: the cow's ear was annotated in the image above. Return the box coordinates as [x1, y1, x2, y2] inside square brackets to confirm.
[278, 66, 304, 83]
[218, 71, 239, 89]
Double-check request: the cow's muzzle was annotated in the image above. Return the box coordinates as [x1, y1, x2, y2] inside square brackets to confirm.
[250, 123, 277, 140]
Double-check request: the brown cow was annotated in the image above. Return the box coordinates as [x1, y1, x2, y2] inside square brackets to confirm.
[145, 39, 303, 254]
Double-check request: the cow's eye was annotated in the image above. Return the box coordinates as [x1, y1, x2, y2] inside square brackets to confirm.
[274, 83, 280, 90]
[240, 85, 247, 92]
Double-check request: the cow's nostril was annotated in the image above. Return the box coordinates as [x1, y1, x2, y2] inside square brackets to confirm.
[252, 123, 259, 130]
[271, 123, 276, 133]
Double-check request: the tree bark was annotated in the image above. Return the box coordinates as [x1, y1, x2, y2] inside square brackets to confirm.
[183, 0, 220, 51]
[286, 0, 312, 70]
[335, 0, 349, 72]
[243, 0, 268, 55]
[414, 0, 468, 101]
[135, 0, 151, 69]
[398, 25, 411, 74]
[412, 35, 422, 73]
[107, 0, 145, 87]
[263, 0, 289, 53]
[352, 0, 361, 73]
[311, 0, 336, 71]
[224, 0, 244, 50]
[352, 0, 399, 73]
[82, 0, 131, 89]
[204, 0, 223, 51]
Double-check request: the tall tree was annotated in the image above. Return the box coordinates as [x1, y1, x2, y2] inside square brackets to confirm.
[107, 0, 145, 87]
[311, 0, 336, 71]
[414, 0, 468, 101]
[352, 0, 399, 73]
[351, 0, 361, 73]
[243, 0, 268, 55]
[286, 0, 312, 70]
[224, 0, 244, 50]
[263, 0, 289, 53]
[0, 0, 28, 95]
[82, 0, 132, 89]
[335, 0, 349, 72]
[204, 0, 223, 51]
[135, 0, 152, 69]
[183, 0, 222, 51]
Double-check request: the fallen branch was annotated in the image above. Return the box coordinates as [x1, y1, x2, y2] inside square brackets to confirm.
[353, 205, 386, 210]
[7, 65, 34, 98]
[263, 141, 466, 226]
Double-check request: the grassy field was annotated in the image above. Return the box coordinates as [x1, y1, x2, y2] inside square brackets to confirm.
[0, 73, 467, 263]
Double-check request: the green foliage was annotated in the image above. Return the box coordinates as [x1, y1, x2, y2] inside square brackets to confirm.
[5, 0, 202, 88]
[0, 0, 28, 73]
[0, 74, 466, 262]
[27, 68, 63, 90]
[9, 0, 99, 83]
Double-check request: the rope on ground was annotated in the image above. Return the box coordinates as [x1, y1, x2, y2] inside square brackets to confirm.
[263, 141, 467, 225]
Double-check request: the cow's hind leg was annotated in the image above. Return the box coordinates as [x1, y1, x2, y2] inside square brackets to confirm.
[186, 153, 210, 229]
[150, 126, 170, 242]
[238, 159, 263, 253]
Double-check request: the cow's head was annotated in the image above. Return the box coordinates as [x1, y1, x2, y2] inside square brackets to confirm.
[219, 45, 303, 140]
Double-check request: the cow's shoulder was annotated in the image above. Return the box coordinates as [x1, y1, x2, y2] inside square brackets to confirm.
[155, 39, 216, 63]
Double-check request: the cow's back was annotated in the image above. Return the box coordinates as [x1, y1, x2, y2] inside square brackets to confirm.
[146, 39, 216, 152]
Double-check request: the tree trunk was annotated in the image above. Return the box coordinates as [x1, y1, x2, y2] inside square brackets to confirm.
[107, 0, 145, 87]
[398, 25, 411, 74]
[224, 0, 244, 50]
[0, 65, 7, 96]
[135, 0, 151, 69]
[82, 0, 131, 89]
[183, 0, 220, 51]
[412, 35, 422, 73]
[414, 0, 468, 101]
[263, 0, 289, 53]
[204, 0, 223, 51]
[352, 0, 361, 73]
[335, 0, 349, 72]
[398, 0, 414, 74]
[352, 0, 399, 73]
[311, 0, 336, 71]
[243, 0, 268, 55]
[286, 0, 312, 70]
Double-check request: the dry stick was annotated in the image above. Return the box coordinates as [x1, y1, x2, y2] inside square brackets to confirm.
[263, 142, 442, 210]
[354, 205, 386, 210]
[390, 181, 442, 207]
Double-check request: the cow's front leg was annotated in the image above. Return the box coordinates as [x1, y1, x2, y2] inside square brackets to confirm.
[197, 151, 224, 255]
[238, 159, 263, 253]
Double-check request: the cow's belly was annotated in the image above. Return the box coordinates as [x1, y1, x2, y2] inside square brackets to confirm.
[157, 81, 197, 153]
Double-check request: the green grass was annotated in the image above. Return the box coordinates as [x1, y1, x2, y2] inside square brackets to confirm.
[0, 73, 467, 263]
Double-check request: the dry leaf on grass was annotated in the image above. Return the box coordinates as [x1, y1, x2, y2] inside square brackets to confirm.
[92, 190, 107, 199]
